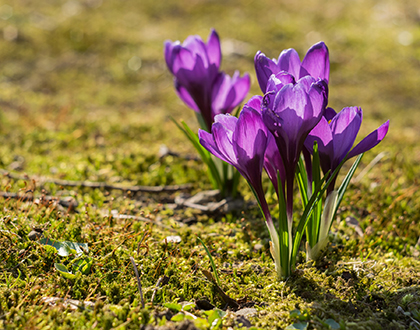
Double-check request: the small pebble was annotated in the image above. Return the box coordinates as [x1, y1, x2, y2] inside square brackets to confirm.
[28, 230, 43, 241]
[164, 235, 181, 243]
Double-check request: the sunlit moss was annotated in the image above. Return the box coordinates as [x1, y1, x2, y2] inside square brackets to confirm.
[1, 0, 420, 328]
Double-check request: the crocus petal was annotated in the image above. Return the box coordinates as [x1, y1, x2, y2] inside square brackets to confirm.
[347, 120, 390, 159]
[305, 116, 333, 154]
[230, 71, 251, 108]
[245, 95, 263, 112]
[306, 79, 328, 120]
[211, 121, 237, 164]
[206, 29, 222, 68]
[211, 71, 250, 117]
[265, 72, 295, 95]
[300, 41, 330, 82]
[182, 35, 209, 67]
[211, 73, 236, 116]
[199, 111, 269, 226]
[213, 113, 237, 137]
[330, 107, 362, 166]
[174, 65, 211, 110]
[254, 51, 282, 93]
[174, 55, 207, 87]
[263, 85, 304, 173]
[164, 40, 179, 74]
[297, 72, 329, 112]
[175, 82, 200, 112]
[233, 107, 267, 164]
[272, 91, 305, 147]
[305, 116, 334, 174]
[324, 107, 337, 121]
[278, 48, 301, 79]
[171, 47, 196, 74]
[198, 129, 229, 163]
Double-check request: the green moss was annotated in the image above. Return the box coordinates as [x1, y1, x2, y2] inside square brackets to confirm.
[1, 0, 420, 328]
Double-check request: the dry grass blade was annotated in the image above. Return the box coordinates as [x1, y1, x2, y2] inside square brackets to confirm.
[130, 256, 145, 308]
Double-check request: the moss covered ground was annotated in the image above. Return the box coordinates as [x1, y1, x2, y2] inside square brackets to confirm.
[1, 0, 420, 329]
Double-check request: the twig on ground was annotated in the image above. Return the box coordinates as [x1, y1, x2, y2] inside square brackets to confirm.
[110, 212, 176, 232]
[0, 191, 78, 211]
[158, 145, 201, 161]
[174, 190, 244, 213]
[130, 256, 145, 308]
[1, 170, 193, 193]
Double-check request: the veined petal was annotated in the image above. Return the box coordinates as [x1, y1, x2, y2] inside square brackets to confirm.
[306, 80, 327, 120]
[278, 48, 301, 79]
[296, 75, 317, 93]
[182, 35, 209, 68]
[175, 82, 199, 112]
[305, 116, 334, 174]
[211, 121, 237, 164]
[245, 95, 263, 112]
[174, 67, 209, 109]
[211, 71, 250, 116]
[266, 72, 295, 95]
[262, 106, 284, 138]
[330, 107, 362, 166]
[173, 55, 208, 88]
[330, 107, 362, 136]
[206, 29, 222, 68]
[324, 107, 337, 121]
[211, 73, 236, 116]
[305, 117, 333, 154]
[198, 129, 229, 163]
[274, 81, 311, 120]
[347, 120, 390, 159]
[164, 40, 180, 74]
[213, 113, 237, 137]
[254, 51, 281, 93]
[233, 107, 267, 163]
[300, 41, 330, 82]
[171, 47, 196, 73]
[230, 71, 250, 108]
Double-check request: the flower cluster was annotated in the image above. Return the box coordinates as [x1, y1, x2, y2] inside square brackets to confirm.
[165, 30, 389, 278]
[199, 40, 389, 278]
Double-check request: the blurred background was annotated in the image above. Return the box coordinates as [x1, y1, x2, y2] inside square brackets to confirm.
[0, 0, 419, 185]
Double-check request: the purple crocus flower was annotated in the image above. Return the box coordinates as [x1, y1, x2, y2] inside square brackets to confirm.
[198, 106, 268, 217]
[262, 75, 327, 220]
[165, 29, 250, 131]
[305, 106, 390, 192]
[255, 41, 329, 93]
[198, 104, 283, 276]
